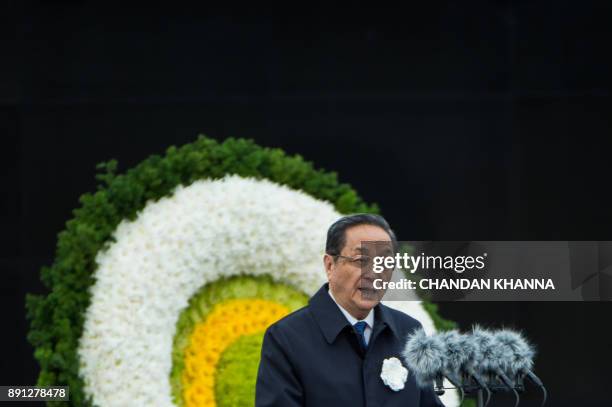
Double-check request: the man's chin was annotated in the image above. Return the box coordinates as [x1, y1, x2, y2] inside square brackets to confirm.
[354, 292, 380, 309]
[358, 287, 384, 299]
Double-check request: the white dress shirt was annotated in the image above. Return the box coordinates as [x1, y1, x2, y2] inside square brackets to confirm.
[328, 287, 374, 345]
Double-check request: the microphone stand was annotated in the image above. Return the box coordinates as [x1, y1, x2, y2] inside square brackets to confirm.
[437, 374, 490, 407]
[476, 388, 485, 407]
[432, 372, 545, 407]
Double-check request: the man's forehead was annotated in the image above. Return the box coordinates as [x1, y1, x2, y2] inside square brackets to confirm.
[346, 240, 393, 253]
[342, 225, 392, 252]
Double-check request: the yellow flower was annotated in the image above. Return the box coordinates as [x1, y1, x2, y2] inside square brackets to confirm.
[181, 299, 289, 407]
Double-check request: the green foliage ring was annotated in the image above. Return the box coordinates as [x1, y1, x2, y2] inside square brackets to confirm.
[24, 135, 455, 406]
[25, 136, 376, 406]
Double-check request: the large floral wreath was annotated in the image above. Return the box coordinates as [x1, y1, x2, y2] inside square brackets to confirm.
[26, 136, 458, 406]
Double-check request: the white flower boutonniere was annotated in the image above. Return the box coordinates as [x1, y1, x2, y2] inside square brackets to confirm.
[380, 357, 409, 391]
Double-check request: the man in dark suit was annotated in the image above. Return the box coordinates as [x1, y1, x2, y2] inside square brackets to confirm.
[256, 214, 445, 406]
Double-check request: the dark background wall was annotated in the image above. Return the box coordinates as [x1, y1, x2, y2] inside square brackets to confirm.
[3, 1, 612, 406]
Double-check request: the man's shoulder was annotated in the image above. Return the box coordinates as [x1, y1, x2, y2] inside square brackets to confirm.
[264, 305, 313, 338]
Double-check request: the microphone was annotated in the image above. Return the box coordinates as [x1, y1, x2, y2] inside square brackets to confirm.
[439, 330, 490, 403]
[402, 328, 447, 388]
[471, 326, 520, 407]
[403, 326, 543, 407]
[402, 328, 463, 399]
[493, 329, 547, 406]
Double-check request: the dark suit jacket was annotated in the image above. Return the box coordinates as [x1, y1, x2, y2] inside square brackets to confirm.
[255, 282, 445, 407]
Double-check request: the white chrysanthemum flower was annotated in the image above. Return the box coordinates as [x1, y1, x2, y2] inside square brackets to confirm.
[380, 357, 409, 391]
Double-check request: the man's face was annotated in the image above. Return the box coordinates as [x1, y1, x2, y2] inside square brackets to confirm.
[324, 224, 393, 320]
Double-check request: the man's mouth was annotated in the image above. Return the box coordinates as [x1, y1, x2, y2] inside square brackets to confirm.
[358, 286, 376, 294]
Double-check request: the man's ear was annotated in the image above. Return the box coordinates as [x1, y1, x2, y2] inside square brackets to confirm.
[323, 254, 335, 280]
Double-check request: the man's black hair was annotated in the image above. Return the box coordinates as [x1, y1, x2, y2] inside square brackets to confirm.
[325, 213, 397, 256]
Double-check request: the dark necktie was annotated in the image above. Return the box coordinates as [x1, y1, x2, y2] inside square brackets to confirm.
[353, 321, 368, 351]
